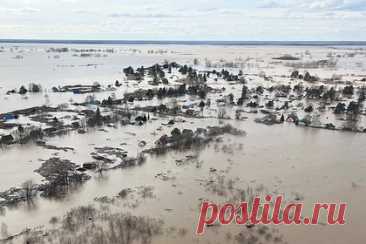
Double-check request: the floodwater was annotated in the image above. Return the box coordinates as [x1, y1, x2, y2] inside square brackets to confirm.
[0, 44, 366, 244]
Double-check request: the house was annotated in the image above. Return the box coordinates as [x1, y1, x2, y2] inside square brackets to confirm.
[1, 134, 14, 144]
[126, 73, 142, 81]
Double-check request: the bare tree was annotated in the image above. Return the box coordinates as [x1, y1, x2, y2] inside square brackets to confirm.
[96, 161, 107, 175]
[1, 223, 8, 239]
[218, 106, 227, 119]
[49, 216, 59, 227]
[193, 58, 200, 66]
[22, 180, 35, 201]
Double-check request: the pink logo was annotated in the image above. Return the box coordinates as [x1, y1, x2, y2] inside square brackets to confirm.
[196, 195, 347, 235]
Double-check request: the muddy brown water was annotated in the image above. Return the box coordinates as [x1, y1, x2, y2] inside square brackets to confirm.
[1, 44, 366, 243]
[1, 116, 365, 244]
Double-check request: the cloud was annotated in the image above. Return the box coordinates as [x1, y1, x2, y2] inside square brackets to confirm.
[20, 7, 40, 13]
[258, 0, 283, 8]
[72, 9, 97, 15]
[0, 0, 366, 40]
[0, 7, 40, 14]
[306, 0, 345, 10]
[108, 12, 176, 18]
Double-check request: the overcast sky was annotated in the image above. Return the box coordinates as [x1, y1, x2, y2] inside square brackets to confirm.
[0, 0, 366, 40]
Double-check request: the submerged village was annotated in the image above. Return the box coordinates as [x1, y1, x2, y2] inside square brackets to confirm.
[0, 45, 366, 244]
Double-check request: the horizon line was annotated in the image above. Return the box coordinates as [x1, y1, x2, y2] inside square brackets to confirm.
[1, 39, 366, 46]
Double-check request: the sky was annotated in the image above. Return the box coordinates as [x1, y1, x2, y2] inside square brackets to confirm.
[0, 0, 366, 41]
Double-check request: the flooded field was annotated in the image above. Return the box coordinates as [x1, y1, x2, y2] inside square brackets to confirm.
[0, 43, 366, 244]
